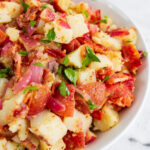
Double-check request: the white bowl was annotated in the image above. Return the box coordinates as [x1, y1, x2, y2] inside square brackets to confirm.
[74, 0, 150, 149]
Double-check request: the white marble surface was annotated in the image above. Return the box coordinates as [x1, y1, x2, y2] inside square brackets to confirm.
[106, 0, 150, 150]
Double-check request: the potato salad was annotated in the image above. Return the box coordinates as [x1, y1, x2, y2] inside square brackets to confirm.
[0, 0, 147, 150]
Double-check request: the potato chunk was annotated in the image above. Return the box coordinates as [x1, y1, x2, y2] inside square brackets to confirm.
[30, 110, 67, 145]
[94, 105, 119, 131]
[0, 92, 25, 125]
[0, 78, 8, 97]
[6, 28, 20, 42]
[67, 14, 89, 39]
[63, 109, 92, 133]
[92, 31, 121, 51]
[0, 2, 22, 23]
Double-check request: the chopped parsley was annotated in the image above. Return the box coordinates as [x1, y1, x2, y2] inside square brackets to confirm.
[41, 4, 51, 10]
[57, 65, 63, 75]
[94, 19, 107, 24]
[33, 62, 45, 68]
[102, 75, 109, 82]
[18, 50, 28, 56]
[125, 40, 132, 43]
[64, 68, 78, 86]
[88, 100, 98, 110]
[82, 46, 100, 68]
[30, 20, 36, 27]
[0, 67, 12, 78]
[142, 51, 148, 57]
[40, 28, 56, 43]
[76, 92, 83, 98]
[81, 9, 89, 20]
[23, 86, 39, 94]
[56, 42, 61, 47]
[19, 0, 30, 13]
[63, 56, 69, 66]
[58, 81, 70, 97]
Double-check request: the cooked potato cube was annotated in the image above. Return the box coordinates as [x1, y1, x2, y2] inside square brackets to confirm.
[63, 109, 92, 133]
[25, 0, 41, 6]
[0, 2, 22, 23]
[105, 51, 123, 72]
[3, 88, 14, 100]
[6, 141, 25, 150]
[92, 31, 121, 51]
[56, 0, 72, 11]
[6, 28, 20, 42]
[67, 14, 89, 39]
[77, 68, 96, 84]
[0, 92, 25, 125]
[67, 45, 85, 68]
[75, 2, 89, 13]
[0, 78, 8, 97]
[89, 54, 113, 71]
[30, 110, 67, 145]
[9, 118, 28, 141]
[94, 105, 119, 131]
[0, 137, 7, 149]
[40, 139, 66, 150]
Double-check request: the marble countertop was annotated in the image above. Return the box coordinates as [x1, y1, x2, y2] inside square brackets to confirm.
[106, 0, 150, 150]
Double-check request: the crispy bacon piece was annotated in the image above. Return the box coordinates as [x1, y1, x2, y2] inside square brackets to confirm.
[26, 25, 36, 37]
[122, 43, 142, 73]
[63, 131, 85, 150]
[107, 80, 134, 107]
[27, 85, 50, 116]
[88, 24, 99, 35]
[108, 28, 129, 37]
[46, 49, 66, 58]
[85, 130, 97, 145]
[92, 110, 103, 120]
[51, 0, 65, 13]
[96, 67, 114, 81]
[76, 82, 106, 114]
[106, 73, 135, 85]
[40, 8, 55, 22]
[62, 39, 81, 53]
[19, 33, 40, 50]
[48, 84, 75, 117]
[89, 9, 101, 23]
[1, 41, 14, 56]
[58, 18, 71, 29]
[0, 29, 6, 44]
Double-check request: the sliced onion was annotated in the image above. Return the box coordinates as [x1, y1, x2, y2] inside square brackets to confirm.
[30, 64, 44, 83]
[13, 73, 32, 93]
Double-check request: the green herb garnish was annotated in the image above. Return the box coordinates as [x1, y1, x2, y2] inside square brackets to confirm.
[56, 42, 61, 47]
[94, 19, 107, 24]
[30, 20, 36, 27]
[57, 65, 63, 75]
[40, 28, 56, 43]
[58, 81, 70, 97]
[88, 100, 98, 110]
[63, 56, 69, 66]
[125, 40, 132, 43]
[64, 68, 78, 86]
[81, 9, 89, 19]
[19, 0, 30, 12]
[33, 62, 45, 68]
[76, 92, 83, 98]
[41, 4, 51, 9]
[142, 51, 148, 57]
[18, 50, 28, 56]
[102, 75, 109, 82]
[23, 86, 39, 94]
[82, 46, 100, 68]
[0, 67, 12, 78]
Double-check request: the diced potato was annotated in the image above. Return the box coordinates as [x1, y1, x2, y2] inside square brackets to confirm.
[25, 0, 41, 6]
[0, 137, 7, 149]
[44, 20, 73, 44]
[36, 20, 45, 34]
[56, 0, 72, 11]
[94, 105, 119, 131]
[0, 78, 8, 97]
[6, 27, 20, 42]
[63, 109, 92, 133]
[67, 14, 89, 39]
[89, 54, 113, 71]
[92, 31, 122, 51]
[40, 139, 66, 150]
[0, 2, 22, 23]
[6, 141, 25, 150]
[30, 110, 67, 145]
[75, 2, 89, 13]
[67, 45, 85, 68]
[3, 88, 14, 100]
[105, 51, 123, 72]
[0, 92, 25, 125]
[9, 118, 28, 141]
[77, 68, 96, 84]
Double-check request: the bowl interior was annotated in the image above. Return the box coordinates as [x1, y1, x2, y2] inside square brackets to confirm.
[74, 0, 149, 149]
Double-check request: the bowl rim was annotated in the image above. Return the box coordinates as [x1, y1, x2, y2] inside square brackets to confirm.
[94, 0, 150, 149]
